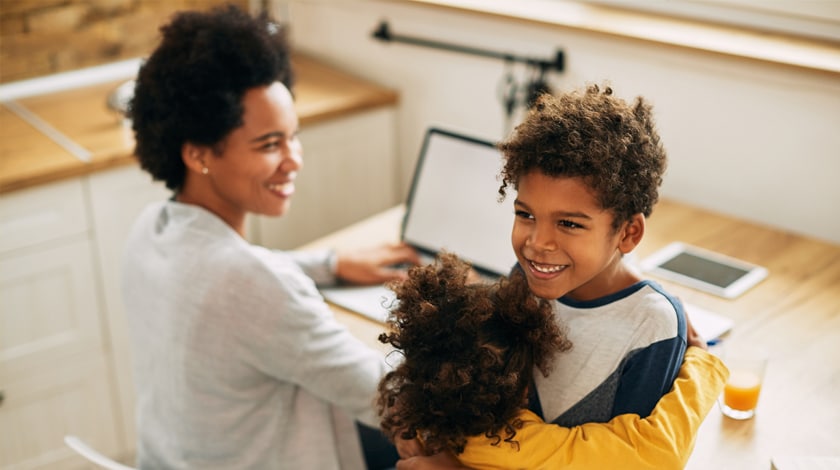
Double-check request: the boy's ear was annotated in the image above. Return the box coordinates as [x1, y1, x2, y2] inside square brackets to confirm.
[181, 142, 209, 175]
[618, 213, 645, 254]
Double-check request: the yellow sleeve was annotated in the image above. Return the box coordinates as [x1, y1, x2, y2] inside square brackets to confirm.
[459, 347, 729, 470]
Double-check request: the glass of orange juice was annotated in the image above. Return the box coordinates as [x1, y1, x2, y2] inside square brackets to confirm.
[718, 346, 768, 420]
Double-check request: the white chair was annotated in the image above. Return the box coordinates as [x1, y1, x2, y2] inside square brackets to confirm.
[64, 435, 136, 470]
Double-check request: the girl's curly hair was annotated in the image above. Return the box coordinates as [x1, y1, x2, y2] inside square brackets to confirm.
[129, 4, 293, 191]
[498, 84, 667, 230]
[376, 252, 571, 455]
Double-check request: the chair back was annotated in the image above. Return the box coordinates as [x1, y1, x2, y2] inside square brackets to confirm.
[64, 435, 136, 470]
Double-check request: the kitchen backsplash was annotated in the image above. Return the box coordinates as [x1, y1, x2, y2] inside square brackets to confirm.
[0, 0, 248, 84]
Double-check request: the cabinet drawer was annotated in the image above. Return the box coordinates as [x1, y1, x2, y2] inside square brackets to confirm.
[0, 178, 88, 254]
[0, 355, 122, 470]
[0, 238, 103, 378]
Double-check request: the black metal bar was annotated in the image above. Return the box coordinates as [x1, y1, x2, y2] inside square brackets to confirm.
[372, 21, 564, 72]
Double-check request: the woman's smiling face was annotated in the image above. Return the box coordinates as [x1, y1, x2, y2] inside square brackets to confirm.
[186, 81, 303, 232]
[511, 170, 628, 301]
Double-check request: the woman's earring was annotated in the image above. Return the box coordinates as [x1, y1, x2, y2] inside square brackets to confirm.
[201, 167, 209, 175]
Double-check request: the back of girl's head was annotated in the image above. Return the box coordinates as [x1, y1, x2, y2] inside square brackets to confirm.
[129, 4, 293, 191]
[377, 252, 571, 455]
[498, 84, 667, 229]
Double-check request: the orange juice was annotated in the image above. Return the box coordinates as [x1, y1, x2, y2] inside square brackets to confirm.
[723, 370, 762, 411]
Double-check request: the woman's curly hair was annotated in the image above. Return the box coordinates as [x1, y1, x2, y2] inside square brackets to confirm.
[129, 4, 293, 191]
[376, 252, 571, 455]
[498, 84, 667, 230]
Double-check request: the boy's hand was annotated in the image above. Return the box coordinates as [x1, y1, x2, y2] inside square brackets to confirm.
[394, 435, 424, 459]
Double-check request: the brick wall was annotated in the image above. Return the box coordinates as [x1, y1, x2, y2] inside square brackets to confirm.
[0, 0, 251, 84]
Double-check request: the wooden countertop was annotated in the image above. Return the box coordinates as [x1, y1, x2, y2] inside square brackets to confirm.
[300, 200, 840, 470]
[0, 54, 398, 194]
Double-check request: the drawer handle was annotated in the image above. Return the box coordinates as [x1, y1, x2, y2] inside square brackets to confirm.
[0, 390, 4, 407]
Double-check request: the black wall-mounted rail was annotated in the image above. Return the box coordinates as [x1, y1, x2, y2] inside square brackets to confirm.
[372, 21, 564, 72]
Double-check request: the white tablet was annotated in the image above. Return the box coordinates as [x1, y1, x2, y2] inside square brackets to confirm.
[640, 242, 768, 299]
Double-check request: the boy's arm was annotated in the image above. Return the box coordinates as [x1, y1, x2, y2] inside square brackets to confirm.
[612, 300, 688, 418]
[459, 347, 728, 470]
[611, 336, 686, 417]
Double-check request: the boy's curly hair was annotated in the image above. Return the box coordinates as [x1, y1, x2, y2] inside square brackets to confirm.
[376, 252, 571, 455]
[129, 4, 293, 191]
[498, 84, 667, 230]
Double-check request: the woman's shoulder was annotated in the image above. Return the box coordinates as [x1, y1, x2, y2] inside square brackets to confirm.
[205, 243, 330, 330]
[601, 281, 684, 345]
[225, 243, 315, 292]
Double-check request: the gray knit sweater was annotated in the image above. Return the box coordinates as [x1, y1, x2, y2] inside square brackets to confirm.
[122, 201, 386, 469]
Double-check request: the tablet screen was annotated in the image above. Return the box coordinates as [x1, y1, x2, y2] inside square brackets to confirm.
[658, 251, 750, 288]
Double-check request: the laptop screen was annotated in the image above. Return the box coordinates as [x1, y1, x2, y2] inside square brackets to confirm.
[401, 128, 517, 276]
[319, 128, 519, 322]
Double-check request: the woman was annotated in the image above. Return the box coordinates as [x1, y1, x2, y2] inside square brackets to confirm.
[122, 5, 416, 469]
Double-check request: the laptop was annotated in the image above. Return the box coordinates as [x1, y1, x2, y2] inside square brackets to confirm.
[319, 127, 518, 322]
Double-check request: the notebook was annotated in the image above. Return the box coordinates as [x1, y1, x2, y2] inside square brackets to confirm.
[319, 127, 517, 322]
[683, 302, 733, 343]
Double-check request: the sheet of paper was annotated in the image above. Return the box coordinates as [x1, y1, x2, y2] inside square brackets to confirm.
[684, 302, 734, 342]
[771, 456, 840, 470]
[321, 285, 395, 323]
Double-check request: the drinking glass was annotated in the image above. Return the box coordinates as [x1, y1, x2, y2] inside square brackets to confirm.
[718, 346, 768, 420]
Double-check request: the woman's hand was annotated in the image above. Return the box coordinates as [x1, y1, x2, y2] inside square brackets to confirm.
[335, 243, 421, 285]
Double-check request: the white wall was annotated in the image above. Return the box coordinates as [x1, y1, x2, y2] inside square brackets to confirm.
[278, 0, 840, 244]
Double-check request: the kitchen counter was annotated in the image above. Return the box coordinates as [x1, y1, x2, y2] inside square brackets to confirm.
[0, 54, 398, 194]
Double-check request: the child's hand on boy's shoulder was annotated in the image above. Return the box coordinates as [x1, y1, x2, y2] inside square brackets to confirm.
[394, 435, 424, 459]
[684, 308, 708, 350]
[396, 451, 472, 470]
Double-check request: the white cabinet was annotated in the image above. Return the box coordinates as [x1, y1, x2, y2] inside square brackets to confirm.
[0, 168, 168, 469]
[0, 179, 121, 469]
[87, 165, 170, 457]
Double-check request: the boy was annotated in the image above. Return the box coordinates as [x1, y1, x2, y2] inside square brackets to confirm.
[497, 84, 686, 426]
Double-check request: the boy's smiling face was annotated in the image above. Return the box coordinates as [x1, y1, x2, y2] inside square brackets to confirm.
[511, 170, 643, 301]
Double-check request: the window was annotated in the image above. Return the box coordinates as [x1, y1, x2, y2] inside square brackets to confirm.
[584, 0, 840, 42]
